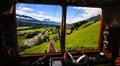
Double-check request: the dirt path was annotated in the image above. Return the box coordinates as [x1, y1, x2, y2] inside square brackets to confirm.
[46, 39, 58, 53]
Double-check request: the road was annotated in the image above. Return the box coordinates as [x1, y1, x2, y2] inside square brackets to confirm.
[23, 29, 58, 53]
[23, 30, 46, 46]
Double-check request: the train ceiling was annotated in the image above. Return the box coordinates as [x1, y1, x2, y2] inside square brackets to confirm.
[0, 0, 120, 14]
[17, 0, 113, 7]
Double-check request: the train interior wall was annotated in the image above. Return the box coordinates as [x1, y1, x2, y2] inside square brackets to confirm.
[0, 1, 120, 66]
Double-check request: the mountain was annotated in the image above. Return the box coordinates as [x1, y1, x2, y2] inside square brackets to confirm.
[42, 19, 61, 25]
[16, 14, 41, 23]
[16, 14, 61, 25]
[87, 15, 100, 21]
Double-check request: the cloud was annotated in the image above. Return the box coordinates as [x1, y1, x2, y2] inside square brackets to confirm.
[48, 17, 61, 22]
[67, 17, 85, 24]
[70, 18, 85, 23]
[74, 7, 101, 18]
[16, 10, 27, 15]
[18, 4, 26, 10]
[17, 4, 33, 12]
[67, 7, 102, 24]
[16, 4, 33, 15]
[81, 7, 101, 18]
[38, 11, 44, 14]
[16, 15, 33, 20]
[16, 4, 61, 22]
[16, 8, 61, 22]
[21, 7, 33, 11]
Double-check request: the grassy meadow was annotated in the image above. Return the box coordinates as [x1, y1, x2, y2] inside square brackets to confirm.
[18, 20, 101, 55]
[66, 21, 100, 51]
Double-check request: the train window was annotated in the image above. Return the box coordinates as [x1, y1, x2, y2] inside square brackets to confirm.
[16, 3, 62, 55]
[65, 6, 102, 51]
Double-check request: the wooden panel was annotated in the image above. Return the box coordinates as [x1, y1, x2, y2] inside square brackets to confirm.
[17, 0, 113, 7]
[115, 57, 120, 66]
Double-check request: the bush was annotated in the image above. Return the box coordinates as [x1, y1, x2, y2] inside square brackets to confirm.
[53, 36, 59, 41]
[19, 45, 30, 53]
[43, 36, 49, 42]
[24, 33, 34, 38]
[24, 31, 40, 38]
[36, 37, 44, 45]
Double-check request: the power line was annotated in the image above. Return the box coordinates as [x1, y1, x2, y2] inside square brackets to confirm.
[68, 7, 83, 23]
[53, 5, 57, 19]
[54, 5, 57, 18]
[53, 6, 55, 18]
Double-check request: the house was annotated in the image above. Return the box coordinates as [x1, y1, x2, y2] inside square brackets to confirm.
[66, 29, 72, 35]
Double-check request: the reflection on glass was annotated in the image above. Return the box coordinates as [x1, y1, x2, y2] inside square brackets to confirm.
[66, 6, 102, 51]
[16, 3, 62, 55]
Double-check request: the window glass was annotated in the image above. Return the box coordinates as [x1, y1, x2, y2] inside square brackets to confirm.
[66, 6, 102, 51]
[16, 3, 62, 55]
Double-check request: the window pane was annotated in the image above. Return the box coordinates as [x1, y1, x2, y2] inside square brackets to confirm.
[66, 6, 102, 51]
[16, 3, 62, 55]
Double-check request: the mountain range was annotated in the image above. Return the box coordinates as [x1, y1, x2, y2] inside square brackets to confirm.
[16, 14, 100, 26]
[16, 14, 61, 25]
[87, 15, 100, 21]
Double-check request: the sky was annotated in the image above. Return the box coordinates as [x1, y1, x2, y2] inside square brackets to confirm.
[16, 3, 102, 24]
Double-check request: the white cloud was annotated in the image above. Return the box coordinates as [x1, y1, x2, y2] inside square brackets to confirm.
[49, 17, 61, 22]
[16, 8, 61, 22]
[16, 10, 27, 15]
[68, 7, 102, 24]
[18, 4, 26, 10]
[38, 11, 44, 14]
[67, 17, 85, 24]
[16, 4, 61, 22]
[16, 4, 33, 15]
[73, 7, 83, 10]
[16, 15, 20, 18]
[16, 15, 33, 20]
[81, 7, 101, 18]
[21, 7, 33, 11]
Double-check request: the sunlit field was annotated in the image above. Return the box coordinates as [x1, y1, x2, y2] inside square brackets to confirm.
[18, 20, 100, 55]
[16, 3, 102, 55]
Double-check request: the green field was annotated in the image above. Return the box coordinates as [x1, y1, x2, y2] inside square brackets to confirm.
[17, 27, 46, 45]
[18, 20, 100, 55]
[17, 26, 32, 30]
[17, 27, 45, 33]
[19, 40, 60, 54]
[66, 21, 100, 51]
[18, 26, 61, 54]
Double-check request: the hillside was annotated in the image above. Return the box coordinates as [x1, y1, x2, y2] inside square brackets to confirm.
[19, 40, 60, 54]
[66, 21, 100, 51]
[19, 21, 100, 54]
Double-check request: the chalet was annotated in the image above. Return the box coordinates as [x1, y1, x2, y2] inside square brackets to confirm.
[66, 29, 72, 35]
